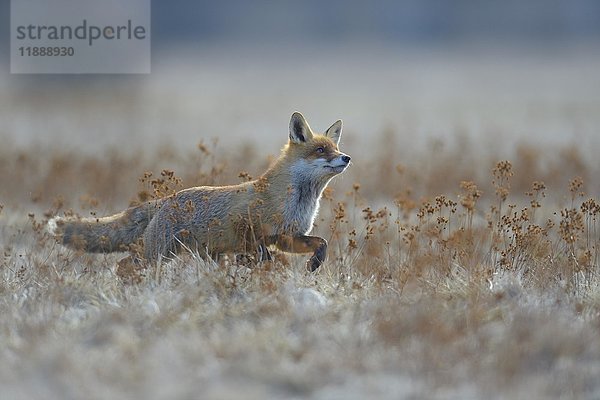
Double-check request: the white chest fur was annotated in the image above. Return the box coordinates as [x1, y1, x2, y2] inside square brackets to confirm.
[281, 160, 330, 234]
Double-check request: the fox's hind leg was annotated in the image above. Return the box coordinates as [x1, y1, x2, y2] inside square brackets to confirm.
[116, 255, 146, 284]
[273, 235, 327, 272]
[142, 214, 179, 265]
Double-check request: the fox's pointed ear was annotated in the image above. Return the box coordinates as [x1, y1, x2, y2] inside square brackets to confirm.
[325, 119, 343, 145]
[289, 112, 313, 144]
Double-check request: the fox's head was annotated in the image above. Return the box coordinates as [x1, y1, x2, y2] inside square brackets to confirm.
[285, 112, 351, 181]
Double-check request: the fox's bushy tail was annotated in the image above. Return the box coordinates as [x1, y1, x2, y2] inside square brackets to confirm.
[48, 201, 162, 253]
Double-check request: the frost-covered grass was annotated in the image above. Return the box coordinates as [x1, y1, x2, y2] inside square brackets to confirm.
[2, 48, 600, 399]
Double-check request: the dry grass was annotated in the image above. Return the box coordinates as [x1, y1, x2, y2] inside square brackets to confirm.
[2, 46, 600, 398]
[2, 127, 600, 399]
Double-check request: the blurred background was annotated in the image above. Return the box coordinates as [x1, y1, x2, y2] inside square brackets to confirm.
[2, 0, 600, 150]
[0, 0, 599, 200]
[2, 4, 600, 398]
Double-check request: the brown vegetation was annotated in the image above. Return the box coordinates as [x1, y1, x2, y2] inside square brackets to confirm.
[1, 133, 600, 399]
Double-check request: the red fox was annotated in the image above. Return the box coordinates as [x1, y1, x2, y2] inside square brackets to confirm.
[49, 112, 351, 271]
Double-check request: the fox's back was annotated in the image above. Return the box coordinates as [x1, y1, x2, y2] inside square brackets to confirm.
[50, 112, 350, 269]
[152, 172, 321, 252]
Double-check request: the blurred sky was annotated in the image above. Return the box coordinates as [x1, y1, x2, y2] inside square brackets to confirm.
[1, 0, 599, 61]
[147, 0, 600, 61]
[1, 0, 599, 154]
[150, 0, 600, 47]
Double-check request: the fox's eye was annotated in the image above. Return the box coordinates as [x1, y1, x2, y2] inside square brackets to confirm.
[316, 147, 325, 154]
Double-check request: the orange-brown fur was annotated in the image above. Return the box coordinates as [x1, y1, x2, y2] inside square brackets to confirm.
[49, 112, 351, 271]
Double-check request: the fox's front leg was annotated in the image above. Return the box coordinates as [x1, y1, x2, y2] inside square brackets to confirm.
[273, 234, 327, 271]
[238, 244, 272, 265]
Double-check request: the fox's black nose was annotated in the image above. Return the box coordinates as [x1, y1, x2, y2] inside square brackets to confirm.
[342, 155, 351, 163]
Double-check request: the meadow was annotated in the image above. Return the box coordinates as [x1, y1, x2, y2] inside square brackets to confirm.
[1, 49, 600, 399]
